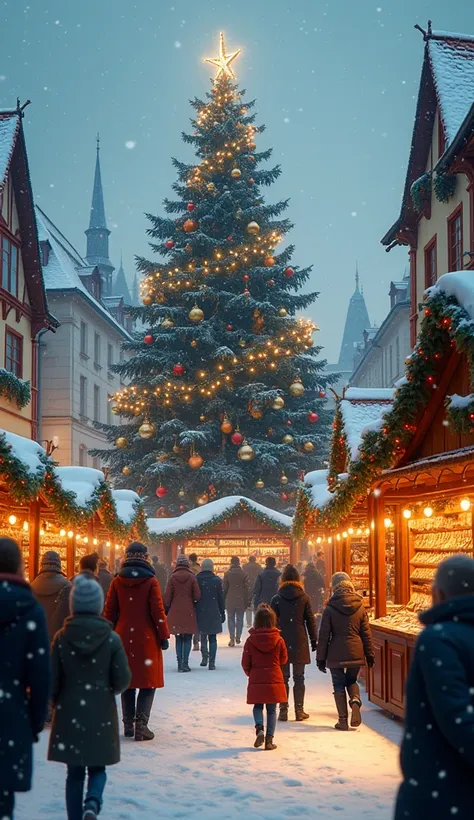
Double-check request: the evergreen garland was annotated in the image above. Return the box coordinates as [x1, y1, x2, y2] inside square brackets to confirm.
[0, 369, 31, 409]
[433, 172, 457, 204]
[410, 172, 432, 213]
[327, 403, 347, 490]
[0, 433, 43, 502]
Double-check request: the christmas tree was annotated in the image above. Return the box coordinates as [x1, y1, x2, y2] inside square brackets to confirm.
[93, 33, 334, 515]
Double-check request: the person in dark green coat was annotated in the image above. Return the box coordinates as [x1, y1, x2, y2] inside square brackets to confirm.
[48, 573, 131, 820]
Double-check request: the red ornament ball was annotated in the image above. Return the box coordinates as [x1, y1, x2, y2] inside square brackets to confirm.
[308, 411, 319, 423]
[165, 239, 175, 249]
[243, 274, 249, 281]
[318, 390, 326, 399]
[144, 334, 154, 345]
[281, 492, 288, 501]
[286, 419, 292, 426]
[267, 279, 275, 286]
[227, 236, 233, 242]
[156, 486, 168, 498]
[231, 431, 243, 446]
[248, 177, 255, 185]
[179, 505, 185, 512]
[284, 267, 295, 278]
[227, 324, 233, 331]
[173, 363, 185, 376]
[187, 202, 195, 212]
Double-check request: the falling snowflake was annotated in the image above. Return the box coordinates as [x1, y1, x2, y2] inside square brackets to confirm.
[58, 742, 65, 750]
[351, 212, 357, 217]
[283, 117, 290, 124]
[125, 140, 136, 150]
[26, 620, 37, 631]
[144, 659, 153, 666]
[174, 41, 182, 49]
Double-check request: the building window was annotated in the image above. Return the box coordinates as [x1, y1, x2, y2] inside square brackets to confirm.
[79, 375, 87, 417]
[79, 444, 87, 466]
[93, 384, 100, 422]
[448, 205, 463, 271]
[94, 333, 101, 367]
[92, 456, 100, 470]
[438, 114, 446, 159]
[424, 237, 437, 287]
[5, 329, 23, 378]
[80, 321, 88, 356]
[107, 343, 114, 370]
[1, 235, 19, 297]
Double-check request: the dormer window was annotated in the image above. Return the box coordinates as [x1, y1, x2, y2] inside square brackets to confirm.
[40, 239, 50, 267]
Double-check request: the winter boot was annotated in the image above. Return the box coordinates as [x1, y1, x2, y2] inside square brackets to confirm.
[182, 662, 191, 672]
[347, 682, 362, 727]
[82, 800, 99, 820]
[135, 713, 155, 742]
[228, 637, 235, 647]
[333, 692, 349, 731]
[278, 703, 289, 722]
[254, 723, 265, 748]
[209, 662, 216, 670]
[123, 718, 134, 738]
[121, 693, 135, 737]
[236, 636, 242, 645]
[200, 653, 209, 667]
[265, 735, 277, 750]
[294, 683, 309, 721]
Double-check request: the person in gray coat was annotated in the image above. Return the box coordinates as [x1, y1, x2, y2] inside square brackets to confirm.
[253, 556, 281, 607]
[196, 559, 225, 669]
[31, 550, 72, 639]
[223, 556, 249, 647]
[242, 555, 262, 627]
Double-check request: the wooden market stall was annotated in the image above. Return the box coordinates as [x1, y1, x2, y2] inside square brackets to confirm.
[148, 495, 293, 575]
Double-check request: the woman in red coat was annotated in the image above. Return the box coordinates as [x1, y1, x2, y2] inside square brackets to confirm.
[163, 554, 201, 672]
[104, 542, 170, 742]
[242, 604, 288, 751]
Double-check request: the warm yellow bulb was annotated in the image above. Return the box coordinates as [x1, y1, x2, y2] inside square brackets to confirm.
[8, 514, 17, 525]
[348, 527, 354, 535]
[67, 530, 74, 538]
[316, 537, 322, 544]
[342, 531, 348, 539]
[403, 508, 412, 519]
[460, 498, 471, 511]
[384, 518, 392, 528]
[423, 507, 433, 518]
[60, 529, 66, 537]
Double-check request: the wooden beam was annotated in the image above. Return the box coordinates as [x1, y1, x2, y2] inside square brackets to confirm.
[66, 534, 75, 579]
[28, 498, 40, 581]
[373, 494, 387, 619]
[394, 507, 410, 605]
[342, 536, 351, 575]
[367, 494, 375, 608]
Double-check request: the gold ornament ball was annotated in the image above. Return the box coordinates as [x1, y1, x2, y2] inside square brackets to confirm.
[264, 256, 275, 267]
[289, 379, 305, 397]
[115, 436, 128, 449]
[183, 218, 198, 233]
[199, 414, 206, 422]
[143, 295, 153, 306]
[138, 421, 156, 439]
[231, 168, 242, 179]
[303, 441, 315, 452]
[249, 405, 263, 419]
[221, 419, 233, 434]
[280, 473, 289, 485]
[121, 465, 131, 476]
[111, 405, 119, 415]
[207, 182, 216, 192]
[161, 317, 175, 329]
[184, 243, 193, 253]
[238, 339, 246, 348]
[178, 488, 185, 497]
[172, 443, 181, 454]
[188, 453, 204, 469]
[246, 221, 260, 236]
[189, 305, 204, 323]
[197, 493, 209, 506]
[255, 478, 264, 489]
[282, 434, 294, 445]
[190, 339, 198, 348]
[272, 396, 285, 410]
[248, 141, 257, 150]
[278, 307, 288, 317]
[237, 440, 255, 461]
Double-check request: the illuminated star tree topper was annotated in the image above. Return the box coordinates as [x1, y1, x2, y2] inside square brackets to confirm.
[204, 32, 241, 80]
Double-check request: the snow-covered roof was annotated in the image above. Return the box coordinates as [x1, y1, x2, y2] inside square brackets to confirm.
[302, 469, 333, 511]
[0, 113, 20, 185]
[111, 489, 142, 525]
[54, 466, 104, 508]
[1, 429, 46, 479]
[429, 32, 474, 145]
[427, 270, 474, 319]
[35, 206, 131, 340]
[148, 495, 292, 538]
[340, 389, 394, 462]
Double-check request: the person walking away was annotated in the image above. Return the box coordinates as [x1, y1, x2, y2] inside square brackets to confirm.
[151, 554, 168, 593]
[394, 554, 474, 820]
[49, 574, 131, 819]
[0, 538, 50, 820]
[242, 554, 262, 627]
[271, 564, 317, 721]
[223, 556, 249, 647]
[253, 556, 281, 607]
[164, 554, 200, 672]
[188, 553, 201, 651]
[303, 561, 325, 615]
[316, 572, 374, 730]
[31, 549, 72, 639]
[55, 552, 101, 625]
[196, 559, 225, 669]
[315, 550, 326, 584]
[242, 604, 288, 751]
[104, 542, 170, 741]
[97, 558, 113, 600]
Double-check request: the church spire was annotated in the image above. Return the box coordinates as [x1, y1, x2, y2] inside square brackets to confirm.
[337, 265, 371, 372]
[85, 134, 114, 295]
[355, 261, 360, 292]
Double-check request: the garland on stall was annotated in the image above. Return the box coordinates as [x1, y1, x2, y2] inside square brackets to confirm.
[149, 498, 291, 543]
[0, 432, 44, 502]
[292, 486, 311, 540]
[445, 394, 474, 433]
[311, 287, 474, 527]
[0, 369, 31, 409]
[410, 172, 432, 213]
[433, 172, 457, 204]
[327, 402, 347, 490]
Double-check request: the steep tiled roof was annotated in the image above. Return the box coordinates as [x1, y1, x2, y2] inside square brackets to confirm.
[340, 389, 394, 462]
[429, 32, 474, 145]
[0, 113, 20, 185]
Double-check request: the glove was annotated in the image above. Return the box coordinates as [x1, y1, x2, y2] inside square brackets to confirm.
[366, 656, 375, 669]
[317, 660, 327, 673]
[311, 640, 317, 652]
[161, 639, 169, 651]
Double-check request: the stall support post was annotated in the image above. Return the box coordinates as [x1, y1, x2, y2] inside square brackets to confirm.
[28, 498, 40, 581]
[373, 494, 387, 619]
[342, 534, 351, 575]
[87, 520, 95, 553]
[367, 494, 375, 608]
[290, 537, 299, 565]
[66, 534, 75, 578]
[164, 541, 172, 567]
[395, 507, 410, 605]
[109, 542, 116, 572]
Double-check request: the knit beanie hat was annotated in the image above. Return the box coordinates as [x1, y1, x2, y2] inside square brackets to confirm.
[41, 550, 62, 572]
[70, 573, 104, 615]
[201, 558, 214, 572]
[125, 541, 148, 560]
[331, 571, 354, 592]
[176, 554, 190, 567]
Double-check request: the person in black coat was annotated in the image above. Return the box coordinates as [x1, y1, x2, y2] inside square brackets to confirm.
[242, 555, 262, 627]
[253, 556, 281, 607]
[223, 556, 249, 647]
[30, 550, 72, 639]
[0, 538, 50, 820]
[151, 554, 168, 593]
[395, 554, 474, 820]
[303, 561, 325, 614]
[196, 559, 225, 670]
[271, 564, 317, 721]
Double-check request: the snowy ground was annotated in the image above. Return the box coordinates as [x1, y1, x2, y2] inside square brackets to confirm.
[17, 632, 402, 819]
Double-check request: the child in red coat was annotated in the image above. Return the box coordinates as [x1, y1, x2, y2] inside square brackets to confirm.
[242, 604, 288, 750]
